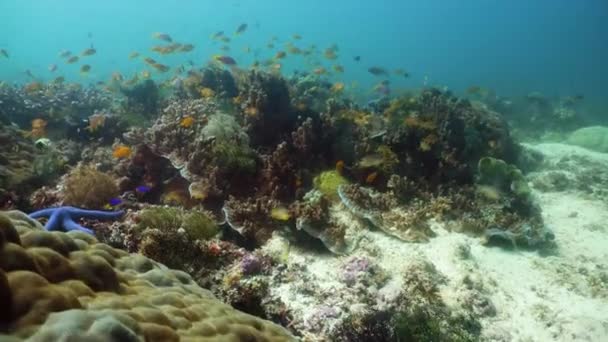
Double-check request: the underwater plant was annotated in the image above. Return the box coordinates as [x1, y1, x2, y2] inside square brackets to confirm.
[62, 164, 118, 209]
[135, 206, 219, 241]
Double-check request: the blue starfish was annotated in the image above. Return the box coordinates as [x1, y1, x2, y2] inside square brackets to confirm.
[29, 206, 124, 235]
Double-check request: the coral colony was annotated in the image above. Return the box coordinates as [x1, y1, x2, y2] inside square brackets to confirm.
[1, 19, 606, 341]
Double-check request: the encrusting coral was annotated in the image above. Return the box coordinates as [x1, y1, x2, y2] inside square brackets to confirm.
[0, 210, 295, 341]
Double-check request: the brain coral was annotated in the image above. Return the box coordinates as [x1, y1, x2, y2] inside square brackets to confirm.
[0, 210, 295, 341]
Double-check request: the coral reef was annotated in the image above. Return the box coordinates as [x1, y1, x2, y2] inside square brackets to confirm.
[382, 89, 520, 185]
[145, 99, 257, 201]
[0, 210, 295, 341]
[234, 69, 294, 147]
[62, 165, 119, 209]
[0, 81, 114, 130]
[0, 121, 64, 208]
[338, 184, 439, 242]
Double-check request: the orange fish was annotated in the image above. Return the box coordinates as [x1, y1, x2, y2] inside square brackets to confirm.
[29, 118, 47, 138]
[112, 145, 132, 159]
[365, 171, 378, 184]
[86, 114, 106, 132]
[336, 160, 345, 175]
[180, 116, 195, 128]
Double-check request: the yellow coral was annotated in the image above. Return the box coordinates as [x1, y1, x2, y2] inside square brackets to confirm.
[0, 210, 295, 341]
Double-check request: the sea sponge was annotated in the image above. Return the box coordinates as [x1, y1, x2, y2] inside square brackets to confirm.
[0, 210, 295, 341]
[62, 165, 119, 209]
[313, 170, 349, 201]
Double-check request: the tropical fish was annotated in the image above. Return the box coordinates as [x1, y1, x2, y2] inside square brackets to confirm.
[335, 160, 345, 175]
[292, 34, 302, 40]
[53, 76, 65, 84]
[143, 57, 157, 65]
[66, 56, 79, 64]
[48, 64, 57, 72]
[112, 145, 132, 159]
[128, 51, 140, 59]
[323, 48, 338, 60]
[136, 185, 151, 193]
[213, 55, 237, 65]
[29, 118, 47, 139]
[332, 64, 344, 73]
[365, 171, 378, 184]
[179, 44, 194, 52]
[86, 113, 106, 132]
[368, 66, 388, 76]
[151, 63, 170, 72]
[108, 198, 123, 206]
[81, 47, 96, 56]
[270, 207, 291, 221]
[286, 45, 302, 54]
[59, 50, 71, 58]
[353, 55, 361, 62]
[141, 70, 151, 79]
[235, 23, 248, 35]
[274, 51, 286, 59]
[394, 68, 410, 78]
[0, 49, 9, 58]
[180, 116, 195, 128]
[211, 31, 224, 39]
[153, 32, 172, 42]
[80, 64, 91, 73]
[331, 82, 345, 93]
[313, 67, 327, 75]
[357, 154, 384, 168]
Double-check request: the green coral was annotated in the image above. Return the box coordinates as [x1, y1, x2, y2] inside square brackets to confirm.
[212, 141, 257, 173]
[136, 206, 218, 241]
[202, 113, 257, 173]
[566, 126, 608, 153]
[313, 170, 349, 201]
[477, 157, 530, 199]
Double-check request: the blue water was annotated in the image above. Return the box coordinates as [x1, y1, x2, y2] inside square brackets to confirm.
[1, 0, 607, 109]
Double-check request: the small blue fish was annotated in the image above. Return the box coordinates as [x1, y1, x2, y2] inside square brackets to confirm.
[136, 185, 151, 193]
[108, 197, 123, 206]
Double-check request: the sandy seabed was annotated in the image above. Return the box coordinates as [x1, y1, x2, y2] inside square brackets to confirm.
[264, 143, 608, 341]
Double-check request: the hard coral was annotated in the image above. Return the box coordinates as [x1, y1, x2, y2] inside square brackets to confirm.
[0, 210, 295, 341]
[62, 165, 118, 209]
[383, 88, 520, 185]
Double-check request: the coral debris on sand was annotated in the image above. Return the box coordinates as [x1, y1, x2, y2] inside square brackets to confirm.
[0, 210, 295, 341]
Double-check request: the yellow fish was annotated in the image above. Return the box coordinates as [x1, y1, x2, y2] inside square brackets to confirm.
[270, 207, 291, 221]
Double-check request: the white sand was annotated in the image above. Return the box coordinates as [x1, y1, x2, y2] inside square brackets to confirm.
[267, 143, 608, 341]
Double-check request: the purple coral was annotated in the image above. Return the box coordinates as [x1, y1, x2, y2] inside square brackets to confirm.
[341, 256, 371, 286]
[240, 253, 262, 275]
